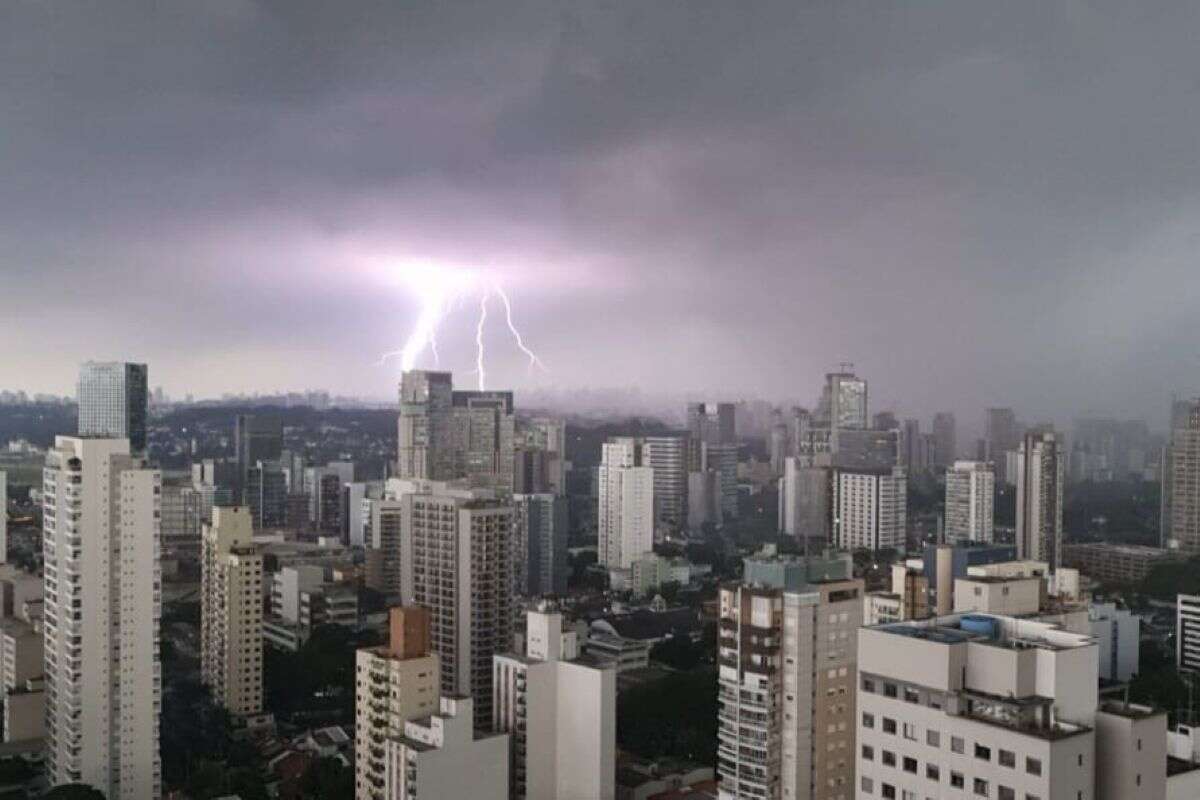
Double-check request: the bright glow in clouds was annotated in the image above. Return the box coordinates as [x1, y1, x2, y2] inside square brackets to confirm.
[380, 261, 545, 390]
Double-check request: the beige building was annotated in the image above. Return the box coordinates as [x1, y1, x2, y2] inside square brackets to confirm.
[953, 575, 1042, 616]
[42, 437, 161, 798]
[944, 460, 994, 543]
[1, 606, 43, 743]
[399, 483, 513, 730]
[717, 574, 863, 800]
[364, 498, 403, 595]
[1168, 401, 1200, 553]
[200, 506, 263, 717]
[831, 467, 906, 553]
[354, 607, 441, 800]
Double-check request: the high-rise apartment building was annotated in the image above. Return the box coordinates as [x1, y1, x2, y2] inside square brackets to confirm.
[399, 483, 513, 730]
[703, 442, 740, 520]
[857, 613, 1148, 800]
[514, 417, 567, 497]
[932, 411, 957, 468]
[831, 467, 907, 552]
[493, 607, 616, 800]
[354, 607, 441, 800]
[387, 696, 508, 800]
[1168, 401, 1200, 554]
[234, 414, 283, 497]
[77, 361, 149, 451]
[688, 402, 736, 460]
[1178, 594, 1200, 674]
[900, 419, 921, 471]
[305, 465, 344, 533]
[200, 506, 263, 717]
[450, 390, 515, 490]
[365, 497, 404, 596]
[642, 434, 689, 533]
[716, 565, 863, 800]
[42, 437, 161, 798]
[1016, 430, 1064, 567]
[597, 439, 654, 570]
[985, 407, 1019, 479]
[513, 493, 568, 597]
[944, 461, 995, 544]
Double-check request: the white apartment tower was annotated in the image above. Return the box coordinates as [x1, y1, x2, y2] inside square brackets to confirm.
[0, 470, 6, 564]
[399, 483, 513, 730]
[717, 576, 863, 800]
[1016, 430, 1065, 567]
[77, 362, 149, 452]
[493, 607, 616, 800]
[42, 437, 161, 798]
[598, 439, 654, 569]
[642, 435, 689, 533]
[387, 696, 508, 800]
[200, 505, 263, 717]
[944, 461, 995, 544]
[354, 606, 440, 800]
[831, 466, 907, 552]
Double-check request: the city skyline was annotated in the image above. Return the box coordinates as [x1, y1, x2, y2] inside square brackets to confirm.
[5, 3, 1200, 424]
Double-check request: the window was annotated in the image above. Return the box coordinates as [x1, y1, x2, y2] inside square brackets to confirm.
[884, 683, 898, 698]
[882, 750, 896, 767]
[1026, 757, 1042, 776]
[903, 723, 917, 741]
[861, 777, 874, 794]
[1077, 754, 1084, 767]
[927, 729, 941, 747]
[975, 743, 991, 761]
[863, 713, 875, 729]
[974, 778, 989, 796]
[999, 787, 1015, 800]
[881, 785, 896, 800]
[927, 764, 940, 781]
[863, 678, 876, 693]
[904, 687, 920, 703]
[862, 745, 875, 761]
[951, 736, 965, 754]
[999, 749, 1015, 768]
[950, 772, 964, 789]
[903, 757, 917, 774]
[883, 718, 897, 734]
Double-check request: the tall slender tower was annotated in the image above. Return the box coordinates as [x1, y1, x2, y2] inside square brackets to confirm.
[1168, 400, 1200, 553]
[597, 439, 654, 570]
[399, 484, 513, 730]
[397, 370, 455, 480]
[0, 470, 6, 565]
[201, 506, 263, 717]
[944, 460, 995, 544]
[42, 437, 161, 798]
[77, 362, 149, 452]
[932, 411, 957, 468]
[1016, 430, 1065, 567]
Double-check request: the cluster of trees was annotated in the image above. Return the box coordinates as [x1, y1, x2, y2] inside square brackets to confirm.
[617, 668, 717, 765]
[264, 624, 381, 723]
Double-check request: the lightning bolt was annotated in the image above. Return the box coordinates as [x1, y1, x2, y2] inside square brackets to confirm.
[493, 282, 547, 372]
[475, 291, 489, 391]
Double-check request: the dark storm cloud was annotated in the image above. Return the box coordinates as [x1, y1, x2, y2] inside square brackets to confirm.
[3, 1, 1200, 429]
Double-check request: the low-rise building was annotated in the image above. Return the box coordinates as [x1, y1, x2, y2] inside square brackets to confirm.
[388, 696, 508, 800]
[1063, 543, 1184, 586]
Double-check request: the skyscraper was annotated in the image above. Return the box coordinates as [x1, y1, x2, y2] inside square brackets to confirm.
[716, 563, 863, 800]
[778, 458, 831, 544]
[1016, 430, 1065, 567]
[43, 437, 161, 798]
[817, 370, 868, 431]
[597, 439, 654, 570]
[641, 434, 689, 533]
[944, 460, 995, 544]
[831, 466, 907, 552]
[397, 370, 456, 481]
[354, 607, 441, 800]
[932, 411, 957, 468]
[398, 371, 515, 490]
[234, 414, 283, 497]
[200, 506, 263, 717]
[513, 493, 569, 597]
[245, 461, 289, 529]
[399, 483, 513, 730]
[687, 402, 736, 462]
[985, 407, 1020, 478]
[900, 418, 921, 471]
[513, 417, 567, 497]
[77, 361, 149, 451]
[0, 471, 6, 565]
[1168, 400, 1200, 554]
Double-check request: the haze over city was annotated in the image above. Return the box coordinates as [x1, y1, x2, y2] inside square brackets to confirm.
[5, 2, 1200, 427]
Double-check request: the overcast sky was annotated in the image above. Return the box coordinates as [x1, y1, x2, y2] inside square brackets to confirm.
[3, 1, 1199, 428]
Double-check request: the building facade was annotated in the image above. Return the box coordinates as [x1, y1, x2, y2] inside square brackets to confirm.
[1015, 430, 1065, 567]
[42, 437, 161, 798]
[831, 467, 907, 553]
[944, 461, 995, 544]
[598, 439, 654, 570]
[200, 505, 263, 717]
[513, 493, 568, 597]
[76, 362, 148, 451]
